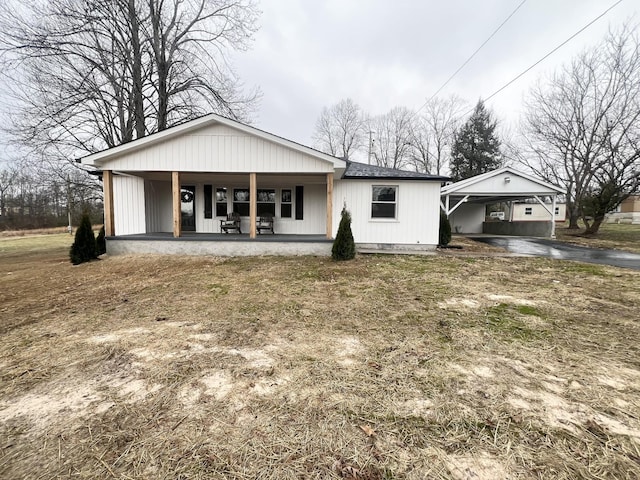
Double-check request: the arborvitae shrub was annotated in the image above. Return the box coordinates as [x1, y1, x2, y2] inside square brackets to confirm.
[96, 226, 106, 256]
[332, 207, 356, 261]
[69, 213, 97, 264]
[439, 211, 452, 246]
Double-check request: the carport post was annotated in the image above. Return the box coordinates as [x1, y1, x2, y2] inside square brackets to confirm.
[533, 194, 556, 239]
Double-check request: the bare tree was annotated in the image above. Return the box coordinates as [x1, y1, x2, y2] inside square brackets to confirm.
[0, 0, 259, 158]
[312, 98, 366, 160]
[146, 0, 259, 131]
[521, 25, 640, 232]
[370, 107, 414, 170]
[409, 95, 467, 174]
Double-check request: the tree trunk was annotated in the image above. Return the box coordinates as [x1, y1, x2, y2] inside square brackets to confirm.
[584, 215, 605, 235]
[128, 0, 145, 139]
[566, 201, 580, 229]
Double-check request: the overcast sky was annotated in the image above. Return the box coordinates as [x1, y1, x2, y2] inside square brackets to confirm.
[0, 0, 637, 166]
[233, 0, 638, 147]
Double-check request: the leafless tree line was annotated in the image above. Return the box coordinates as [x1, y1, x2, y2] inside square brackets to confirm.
[312, 96, 467, 175]
[0, 160, 102, 230]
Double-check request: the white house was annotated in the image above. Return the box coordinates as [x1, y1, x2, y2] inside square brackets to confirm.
[81, 113, 448, 256]
[606, 195, 640, 224]
[511, 202, 566, 222]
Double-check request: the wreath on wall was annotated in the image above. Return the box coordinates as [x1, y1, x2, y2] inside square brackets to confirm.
[181, 190, 194, 203]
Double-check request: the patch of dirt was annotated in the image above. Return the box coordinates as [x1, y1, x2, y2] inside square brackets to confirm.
[446, 453, 510, 480]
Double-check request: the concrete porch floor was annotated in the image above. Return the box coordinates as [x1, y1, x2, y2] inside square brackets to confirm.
[108, 232, 331, 243]
[105, 232, 333, 256]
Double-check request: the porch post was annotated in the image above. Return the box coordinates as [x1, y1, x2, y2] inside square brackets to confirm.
[103, 170, 115, 236]
[326, 172, 334, 239]
[172, 171, 181, 238]
[249, 172, 257, 239]
[551, 195, 557, 239]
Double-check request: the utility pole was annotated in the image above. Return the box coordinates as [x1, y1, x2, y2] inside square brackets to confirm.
[66, 174, 73, 235]
[368, 131, 375, 165]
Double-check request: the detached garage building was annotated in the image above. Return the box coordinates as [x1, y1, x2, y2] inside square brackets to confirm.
[441, 167, 565, 238]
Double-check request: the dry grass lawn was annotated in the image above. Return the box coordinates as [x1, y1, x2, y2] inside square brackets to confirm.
[555, 223, 640, 254]
[1, 234, 639, 479]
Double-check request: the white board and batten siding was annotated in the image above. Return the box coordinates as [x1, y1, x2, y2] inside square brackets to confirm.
[333, 180, 441, 247]
[100, 124, 334, 174]
[144, 180, 173, 233]
[113, 175, 146, 235]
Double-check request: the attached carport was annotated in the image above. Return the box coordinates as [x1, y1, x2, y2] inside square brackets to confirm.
[440, 167, 566, 238]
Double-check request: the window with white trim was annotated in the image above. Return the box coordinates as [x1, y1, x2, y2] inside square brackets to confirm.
[216, 188, 227, 217]
[257, 189, 276, 216]
[281, 189, 292, 218]
[233, 188, 250, 216]
[371, 185, 397, 218]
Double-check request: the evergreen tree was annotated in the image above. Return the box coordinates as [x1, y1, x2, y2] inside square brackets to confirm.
[96, 226, 106, 256]
[439, 212, 452, 246]
[450, 100, 502, 181]
[69, 213, 97, 264]
[332, 207, 356, 261]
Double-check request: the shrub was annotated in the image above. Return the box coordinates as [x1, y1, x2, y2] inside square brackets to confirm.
[332, 207, 356, 261]
[69, 213, 97, 265]
[96, 226, 106, 256]
[439, 211, 452, 246]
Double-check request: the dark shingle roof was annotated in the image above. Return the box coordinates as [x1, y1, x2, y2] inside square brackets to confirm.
[342, 161, 450, 181]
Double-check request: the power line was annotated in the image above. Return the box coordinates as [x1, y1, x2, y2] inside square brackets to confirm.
[476, 0, 623, 113]
[417, 0, 528, 114]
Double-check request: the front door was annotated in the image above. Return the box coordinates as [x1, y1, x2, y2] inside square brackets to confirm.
[181, 186, 196, 231]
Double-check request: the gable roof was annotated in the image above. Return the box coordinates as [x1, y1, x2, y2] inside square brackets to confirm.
[80, 113, 346, 169]
[342, 161, 450, 181]
[441, 167, 565, 196]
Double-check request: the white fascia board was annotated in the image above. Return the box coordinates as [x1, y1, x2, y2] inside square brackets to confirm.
[80, 113, 346, 170]
[441, 167, 565, 195]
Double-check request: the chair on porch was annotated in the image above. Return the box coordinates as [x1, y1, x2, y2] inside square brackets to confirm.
[220, 212, 241, 234]
[256, 213, 274, 234]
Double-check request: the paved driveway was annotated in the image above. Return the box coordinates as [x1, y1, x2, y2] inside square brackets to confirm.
[469, 236, 640, 270]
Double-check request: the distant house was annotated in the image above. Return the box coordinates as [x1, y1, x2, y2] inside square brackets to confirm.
[80, 113, 448, 256]
[511, 201, 566, 222]
[606, 195, 640, 225]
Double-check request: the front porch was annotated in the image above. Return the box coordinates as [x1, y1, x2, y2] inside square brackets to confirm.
[106, 232, 333, 256]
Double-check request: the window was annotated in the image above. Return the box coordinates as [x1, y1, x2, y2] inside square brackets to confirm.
[230, 188, 276, 216]
[555, 207, 560, 215]
[525, 207, 532, 215]
[371, 185, 397, 218]
[232, 188, 250, 216]
[257, 189, 276, 216]
[216, 188, 228, 217]
[204, 185, 213, 219]
[281, 189, 292, 218]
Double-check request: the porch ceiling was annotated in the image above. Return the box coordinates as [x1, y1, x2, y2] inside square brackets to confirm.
[118, 171, 330, 185]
